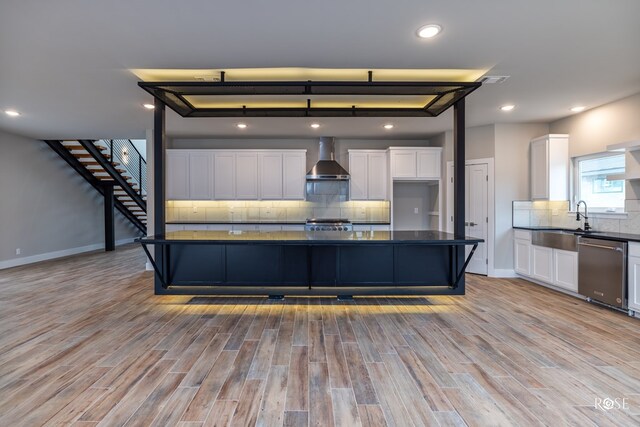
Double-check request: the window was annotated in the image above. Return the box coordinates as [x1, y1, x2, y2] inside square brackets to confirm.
[574, 153, 625, 212]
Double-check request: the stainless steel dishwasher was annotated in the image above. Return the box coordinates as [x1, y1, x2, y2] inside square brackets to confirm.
[578, 237, 627, 309]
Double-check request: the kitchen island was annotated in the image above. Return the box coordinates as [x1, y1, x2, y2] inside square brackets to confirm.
[139, 230, 482, 296]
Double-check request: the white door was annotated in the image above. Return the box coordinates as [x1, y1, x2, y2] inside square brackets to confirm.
[514, 239, 531, 276]
[214, 153, 235, 199]
[259, 152, 283, 199]
[166, 151, 189, 199]
[628, 255, 640, 312]
[188, 152, 212, 199]
[235, 152, 259, 199]
[367, 152, 388, 200]
[553, 249, 578, 292]
[531, 245, 553, 283]
[349, 152, 368, 200]
[530, 138, 548, 199]
[283, 152, 306, 200]
[465, 163, 488, 275]
[391, 151, 416, 178]
[417, 150, 440, 179]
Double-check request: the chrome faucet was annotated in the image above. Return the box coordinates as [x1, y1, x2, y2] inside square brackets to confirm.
[576, 200, 591, 231]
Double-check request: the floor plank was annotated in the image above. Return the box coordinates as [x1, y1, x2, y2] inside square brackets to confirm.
[1, 244, 640, 426]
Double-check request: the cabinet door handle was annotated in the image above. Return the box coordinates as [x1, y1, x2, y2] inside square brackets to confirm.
[469, 222, 477, 226]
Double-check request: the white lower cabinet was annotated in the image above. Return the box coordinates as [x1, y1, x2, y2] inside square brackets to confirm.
[514, 239, 532, 276]
[531, 245, 554, 283]
[281, 225, 305, 231]
[628, 243, 640, 312]
[353, 224, 391, 232]
[553, 249, 578, 292]
[258, 224, 283, 232]
[207, 224, 231, 231]
[514, 231, 578, 293]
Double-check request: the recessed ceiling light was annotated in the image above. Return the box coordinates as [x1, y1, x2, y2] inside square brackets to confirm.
[571, 106, 586, 112]
[236, 123, 248, 129]
[416, 24, 442, 39]
[5, 110, 20, 117]
[143, 103, 155, 110]
[500, 104, 515, 111]
[310, 123, 320, 129]
[383, 124, 394, 130]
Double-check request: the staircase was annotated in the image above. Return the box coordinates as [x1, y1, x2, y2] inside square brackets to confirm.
[44, 139, 147, 234]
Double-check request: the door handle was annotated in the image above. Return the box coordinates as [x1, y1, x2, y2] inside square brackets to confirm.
[578, 242, 623, 252]
[466, 222, 477, 227]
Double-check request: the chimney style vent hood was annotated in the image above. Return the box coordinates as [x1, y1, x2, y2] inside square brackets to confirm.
[306, 137, 350, 181]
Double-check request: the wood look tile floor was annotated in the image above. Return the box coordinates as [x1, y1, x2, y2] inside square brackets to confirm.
[2, 245, 640, 426]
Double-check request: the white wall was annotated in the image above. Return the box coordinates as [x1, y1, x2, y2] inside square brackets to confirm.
[494, 123, 550, 270]
[550, 92, 640, 157]
[170, 137, 431, 171]
[0, 130, 142, 268]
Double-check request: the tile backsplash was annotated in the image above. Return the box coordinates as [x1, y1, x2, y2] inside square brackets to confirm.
[513, 200, 640, 234]
[166, 200, 390, 223]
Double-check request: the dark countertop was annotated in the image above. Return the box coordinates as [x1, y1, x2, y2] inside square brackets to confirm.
[140, 230, 482, 245]
[166, 221, 391, 225]
[166, 221, 305, 225]
[513, 226, 640, 243]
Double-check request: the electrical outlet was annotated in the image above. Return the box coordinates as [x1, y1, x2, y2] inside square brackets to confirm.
[552, 209, 559, 216]
[414, 208, 419, 214]
[15, 248, 21, 255]
[193, 206, 198, 213]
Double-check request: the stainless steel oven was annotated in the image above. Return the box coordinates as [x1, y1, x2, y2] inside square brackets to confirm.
[578, 237, 627, 309]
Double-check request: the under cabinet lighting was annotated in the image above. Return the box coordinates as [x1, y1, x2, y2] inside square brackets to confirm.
[236, 123, 248, 129]
[310, 123, 320, 129]
[417, 24, 442, 39]
[4, 110, 20, 117]
[500, 104, 515, 111]
[383, 124, 394, 129]
[143, 103, 155, 110]
[571, 106, 586, 113]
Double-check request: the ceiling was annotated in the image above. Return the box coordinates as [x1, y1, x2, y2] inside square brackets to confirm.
[1, 0, 639, 140]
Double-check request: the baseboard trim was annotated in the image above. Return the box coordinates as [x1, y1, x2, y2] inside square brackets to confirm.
[0, 238, 137, 270]
[491, 269, 517, 278]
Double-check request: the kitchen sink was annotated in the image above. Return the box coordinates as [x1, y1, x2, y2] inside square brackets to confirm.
[531, 230, 579, 251]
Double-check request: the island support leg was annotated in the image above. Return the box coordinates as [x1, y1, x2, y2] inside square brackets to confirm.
[153, 98, 166, 294]
[453, 98, 466, 292]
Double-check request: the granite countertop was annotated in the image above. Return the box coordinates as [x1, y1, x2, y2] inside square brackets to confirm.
[513, 226, 640, 243]
[140, 230, 482, 244]
[165, 221, 391, 225]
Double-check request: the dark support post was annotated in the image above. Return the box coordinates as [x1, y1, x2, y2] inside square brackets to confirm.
[453, 98, 466, 292]
[154, 98, 166, 292]
[104, 182, 115, 251]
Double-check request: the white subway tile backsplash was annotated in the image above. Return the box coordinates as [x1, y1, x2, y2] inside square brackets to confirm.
[166, 200, 390, 223]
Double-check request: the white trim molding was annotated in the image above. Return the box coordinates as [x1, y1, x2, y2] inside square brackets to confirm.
[492, 269, 517, 278]
[0, 238, 137, 270]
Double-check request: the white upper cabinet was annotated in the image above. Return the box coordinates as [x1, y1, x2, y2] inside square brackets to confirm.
[188, 152, 212, 199]
[214, 152, 235, 199]
[390, 151, 416, 178]
[282, 151, 306, 200]
[348, 150, 388, 200]
[259, 152, 283, 199]
[348, 152, 368, 200]
[530, 134, 569, 200]
[417, 150, 441, 179]
[166, 151, 189, 199]
[389, 147, 442, 180]
[235, 152, 259, 199]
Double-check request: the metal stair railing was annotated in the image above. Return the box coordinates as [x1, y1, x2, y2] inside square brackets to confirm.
[78, 140, 146, 212]
[99, 139, 147, 197]
[43, 140, 146, 233]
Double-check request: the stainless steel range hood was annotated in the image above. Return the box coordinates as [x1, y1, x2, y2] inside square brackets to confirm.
[306, 137, 349, 201]
[306, 137, 349, 180]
